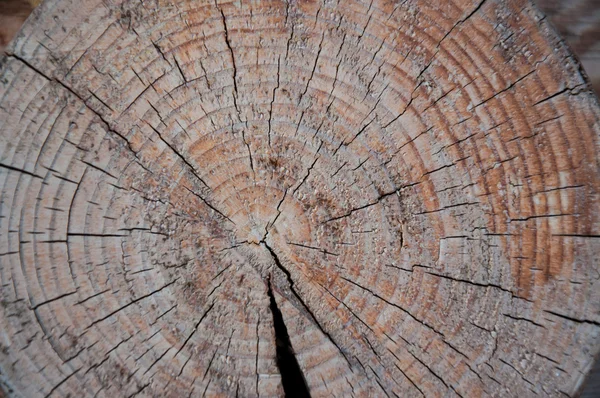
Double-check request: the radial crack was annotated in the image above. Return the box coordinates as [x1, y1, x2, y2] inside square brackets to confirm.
[219, 8, 241, 115]
[267, 278, 311, 397]
[143, 120, 211, 189]
[268, 57, 281, 147]
[183, 186, 235, 224]
[261, 241, 352, 366]
[299, 32, 325, 105]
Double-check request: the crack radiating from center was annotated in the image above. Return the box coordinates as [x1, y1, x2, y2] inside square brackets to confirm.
[267, 277, 311, 398]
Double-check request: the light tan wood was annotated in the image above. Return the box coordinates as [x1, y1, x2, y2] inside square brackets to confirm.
[1, 0, 599, 396]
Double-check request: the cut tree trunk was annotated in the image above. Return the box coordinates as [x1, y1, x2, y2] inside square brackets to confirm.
[1, 0, 599, 397]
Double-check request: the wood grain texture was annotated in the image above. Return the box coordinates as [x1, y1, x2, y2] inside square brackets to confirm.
[1, 0, 599, 397]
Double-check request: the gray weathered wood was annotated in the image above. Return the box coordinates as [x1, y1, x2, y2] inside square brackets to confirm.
[1, 0, 599, 396]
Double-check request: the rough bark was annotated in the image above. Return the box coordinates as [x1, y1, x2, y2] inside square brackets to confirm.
[1, 0, 599, 397]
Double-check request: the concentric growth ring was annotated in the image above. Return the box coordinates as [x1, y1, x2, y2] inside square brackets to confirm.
[1, 0, 599, 397]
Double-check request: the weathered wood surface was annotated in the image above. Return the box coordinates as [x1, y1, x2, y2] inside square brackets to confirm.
[1, 0, 599, 396]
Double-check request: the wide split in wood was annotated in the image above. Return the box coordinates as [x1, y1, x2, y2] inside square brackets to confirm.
[0, 0, 599, 397]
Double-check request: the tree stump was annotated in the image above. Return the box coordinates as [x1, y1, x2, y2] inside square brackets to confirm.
[1, 0, 599, 396]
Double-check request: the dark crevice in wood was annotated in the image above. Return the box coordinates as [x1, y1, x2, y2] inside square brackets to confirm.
[182, 186, 235, 224]
[267, 278, 311, 398]
[241, 129, 255, 177]
[422, 270, 517, 296]
[266, 189, 288, 234]
[151, 40, 171, 67]
[8, 53, 138, 155]
[43, 367, 83, 398]
[174, 301, 215, 357]
[502, 313, 546, 328]
[292, 151, 320, 195]
[31, 290, 78, 310]
[299, 32, 325, 105]
[287, 241, 339, 256]
[85, 278, 180, 330]
[218, 7, 241, 115]
[143, 120, 211, 189]
[262, 241, 353, 367]
[532, 84, 586, 106]
[268, 57, 281, 147]
[173, 55, 187, 83]
[340, 276, 446, 339]
[0, 162, 43, 179]
[543, 309, 600, 326]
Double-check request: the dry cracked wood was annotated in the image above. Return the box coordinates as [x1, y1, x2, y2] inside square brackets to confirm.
[1, 0, 599, 396]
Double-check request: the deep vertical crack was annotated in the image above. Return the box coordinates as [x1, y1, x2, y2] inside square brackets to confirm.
[299, 32, 325, 105]
[261, 240, 353, 367]
[267, 278, 311, 398]
[268, 56, 281, 147]
[241, 129, 255, 179]
[219, 8, 241, 115]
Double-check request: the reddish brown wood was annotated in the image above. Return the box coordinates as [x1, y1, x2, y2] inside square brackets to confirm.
[0, 0, 599, 397]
